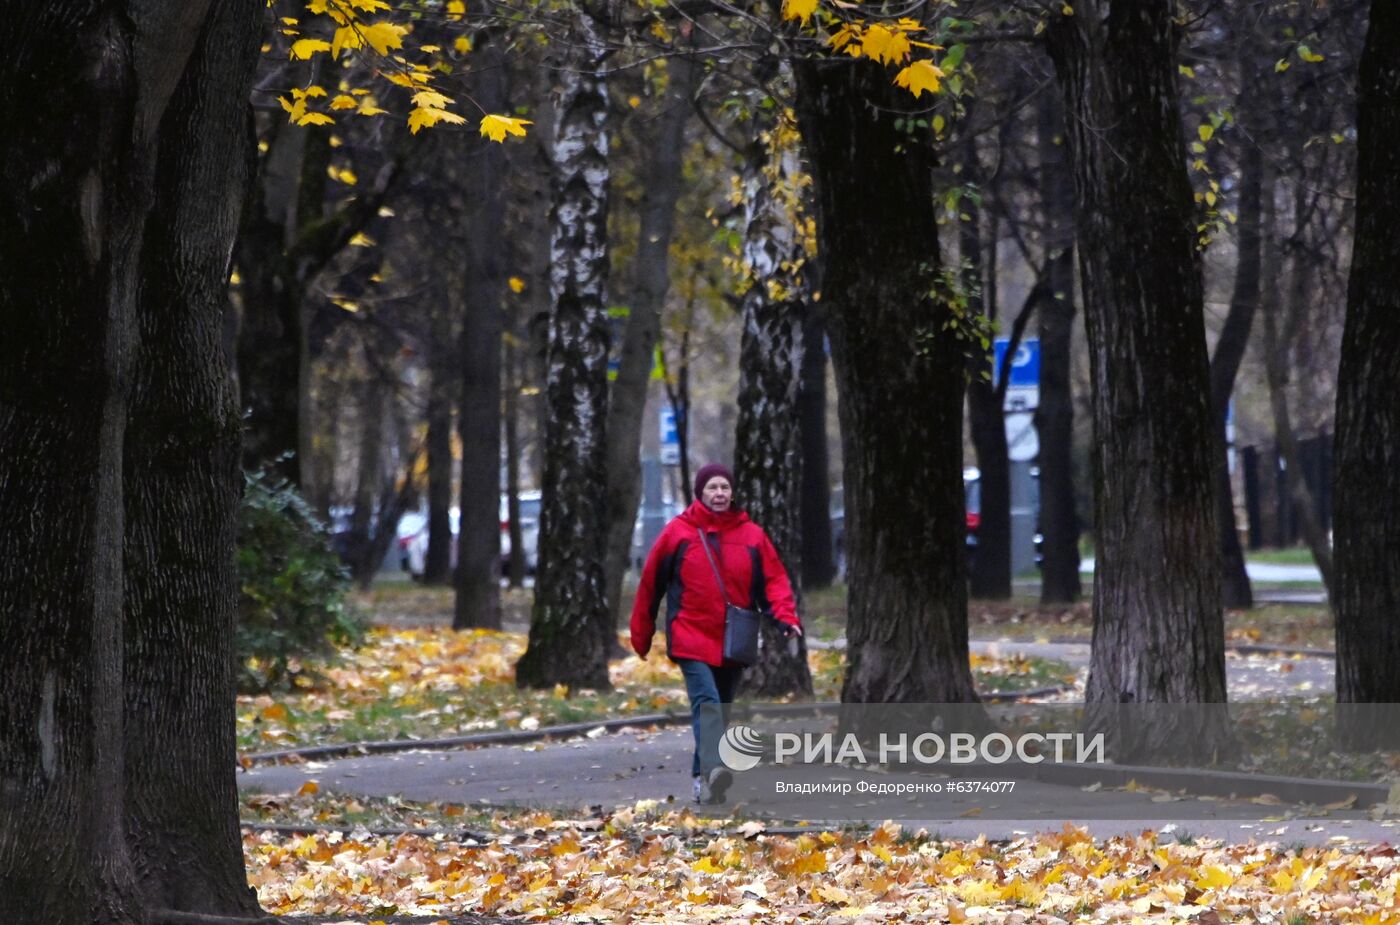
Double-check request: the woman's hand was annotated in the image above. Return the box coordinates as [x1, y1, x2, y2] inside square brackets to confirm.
[780, 622, 803, 639]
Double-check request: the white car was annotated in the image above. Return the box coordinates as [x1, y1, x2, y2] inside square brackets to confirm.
[400, 491, 541, 579]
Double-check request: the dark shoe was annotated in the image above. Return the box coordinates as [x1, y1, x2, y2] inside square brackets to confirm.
[707, 766, 732, 803]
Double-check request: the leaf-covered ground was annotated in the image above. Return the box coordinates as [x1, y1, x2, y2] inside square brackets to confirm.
[237, 628, 1078, 756]
[241, 795, 1400, 923]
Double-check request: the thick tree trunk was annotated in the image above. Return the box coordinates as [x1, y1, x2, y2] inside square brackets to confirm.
[423, 341, 455, 586]
[797, 308, 836, 589]
[1047, 1, 1231, 762]
[348, 378, 385, 586]
[1209, 124, 1264, 610]
[794, 57, 980, 705]
[0, 1, 262, 920]
[961, 150, 1012, 601]
[1033, 88, 1082, 605]
[516, 4, 614, 690]
[455, 39, 508, 630]
[1335, 1, 1400, 737]
[601, 52, 698, 634]
[734, 122, 815, 699]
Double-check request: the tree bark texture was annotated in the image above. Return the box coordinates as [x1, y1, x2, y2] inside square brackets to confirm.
[1047, 2, 1231, 761]
[797, 308, 836, 589]
[1334, 0, 1400, 728]
[516, 4, 614, 690]
[423, 339, 455, 586]
[1032, 89, 1082, 605]
[1208, 117, 1263, 610]
[734, 121, 815, 699]
[794, 57, 979, 704]
[455, 38, 508, 631]
[0, 2, 263, 921]
[961, 153, 1012, 601]
[601, 52, 698, 633]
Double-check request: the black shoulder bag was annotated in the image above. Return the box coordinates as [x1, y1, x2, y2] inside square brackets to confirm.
[696, 527, 762, 666]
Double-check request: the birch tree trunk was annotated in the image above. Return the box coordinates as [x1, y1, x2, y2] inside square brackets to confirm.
[601, 52, 698, 634]
[1047, 1, 1232, 762]
[1335, 0, 1400, 742]
[516, 2, 615, 690]
[734, 115, 815, 698]
[794, 57, 980, 705]
[0, 1, 263, 919]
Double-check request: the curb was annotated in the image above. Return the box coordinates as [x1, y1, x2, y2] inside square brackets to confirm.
[977, 761, 1390, 809]
[242, 712, 688, 766]
[1228, 643, 1335, 659]
[240, 686, 1074, 766]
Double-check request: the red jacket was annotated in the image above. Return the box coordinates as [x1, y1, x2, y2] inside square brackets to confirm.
[630, 500, 800, 666]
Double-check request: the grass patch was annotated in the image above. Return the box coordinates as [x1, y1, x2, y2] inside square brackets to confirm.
[237, 626, 1077, 756]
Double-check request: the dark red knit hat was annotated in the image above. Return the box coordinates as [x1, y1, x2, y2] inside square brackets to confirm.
[693, 463, 734, 499]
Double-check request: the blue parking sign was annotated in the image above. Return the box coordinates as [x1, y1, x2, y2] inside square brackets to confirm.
[993, 337, 1040, 388]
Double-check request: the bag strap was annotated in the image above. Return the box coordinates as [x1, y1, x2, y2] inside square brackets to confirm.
[696, 527, 733, 607]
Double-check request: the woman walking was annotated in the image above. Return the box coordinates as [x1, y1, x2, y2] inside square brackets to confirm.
[630, 463, 803, 804]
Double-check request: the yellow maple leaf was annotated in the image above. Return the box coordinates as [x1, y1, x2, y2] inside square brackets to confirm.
[297, 111, 335, 126]
[330, 94, 358, 110]
[782, 0, 818, 24]
[508, 276, 526, 293]
[894, 59, 945, 98]
[350, 0, 390, 10]
[827, 23, 860, 52]
[408, 106, 466, 133]
[454, 36, 472, 53]
[861, 24, 910, 66]
[447, 0, 466, 17]
[412, 89, 454, 109]
[332, 24, 362, 56]
[360, 22, 407, 55]
[1193, 865, 1234, 891]
[290, 38, 332, 59]
[478, 113, 532, 142]
[691, 856, 724, 873]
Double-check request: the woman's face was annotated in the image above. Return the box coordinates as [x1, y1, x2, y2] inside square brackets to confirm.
[701, 477, 732, 512]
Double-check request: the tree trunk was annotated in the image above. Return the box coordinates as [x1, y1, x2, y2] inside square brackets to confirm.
[503, 336, 527, 587]
[1047, 1, 1232, 762]
[1262, 187, 1334, 597]
[961, 146, 1012, 601]
[601, 51, 698, 635]
[516, 3, 614, 690]
[455, 38, 508, 631]
[798, 308, 836, 589]
[235, 122, 330, 488]
[734, 115, 815, 699]
[1033, 89, 1082, 605]
[0, 1, 262, 920]
[423, 340, 455, 585]
[349, 378, 386, 586]
[1208, 109, 1264, 610]
[1335, 1, 1400, 737]
[794, 57, 979, 705]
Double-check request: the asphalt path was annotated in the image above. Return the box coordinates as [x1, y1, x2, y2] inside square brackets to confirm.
[239, 724, 1399, 846]
[238, 641, 1394, 846]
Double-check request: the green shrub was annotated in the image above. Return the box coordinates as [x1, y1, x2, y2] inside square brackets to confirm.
[236, 469, 362, 692]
